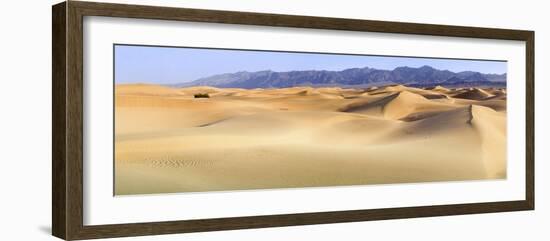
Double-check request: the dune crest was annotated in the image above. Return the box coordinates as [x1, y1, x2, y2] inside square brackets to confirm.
[426, 85, 451, 92]
[452, 88, 494, 100]
[341, 90, 454, 120]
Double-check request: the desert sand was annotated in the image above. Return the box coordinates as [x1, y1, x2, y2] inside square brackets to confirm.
[114, 84, 507, 195]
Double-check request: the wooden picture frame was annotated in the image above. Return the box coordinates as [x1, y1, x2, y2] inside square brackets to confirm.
[52, 1, 534, 240]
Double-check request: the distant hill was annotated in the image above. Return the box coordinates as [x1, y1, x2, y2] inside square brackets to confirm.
[173, 65, 506, 89]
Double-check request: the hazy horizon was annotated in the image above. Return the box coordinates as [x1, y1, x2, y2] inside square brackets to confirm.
[115, 44, 507, 85]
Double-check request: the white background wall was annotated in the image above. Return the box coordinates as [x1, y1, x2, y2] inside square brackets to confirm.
[0, 0, 547, 240]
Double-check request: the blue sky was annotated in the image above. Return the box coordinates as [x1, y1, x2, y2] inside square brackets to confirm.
[115, 45, 507, 84]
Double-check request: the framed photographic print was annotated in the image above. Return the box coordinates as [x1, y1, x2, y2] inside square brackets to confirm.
[52, 1, 534, 240]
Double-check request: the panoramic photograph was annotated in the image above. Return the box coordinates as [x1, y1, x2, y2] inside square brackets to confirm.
[114, 45, 507, 195]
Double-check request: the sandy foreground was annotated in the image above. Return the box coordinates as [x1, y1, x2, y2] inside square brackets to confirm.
[114, 84, 506, 195]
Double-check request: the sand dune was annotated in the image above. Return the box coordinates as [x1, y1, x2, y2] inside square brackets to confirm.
[340, 91, 458, 120]
[452, 88, 494, 100]
[115, 84, 507, 195]
[425, 85, 451, 92]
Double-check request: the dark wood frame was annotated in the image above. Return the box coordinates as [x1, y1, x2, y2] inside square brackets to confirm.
[52, 1, 535, 240]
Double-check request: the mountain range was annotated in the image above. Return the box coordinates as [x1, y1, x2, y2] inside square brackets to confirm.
[174, 65, 506, 89]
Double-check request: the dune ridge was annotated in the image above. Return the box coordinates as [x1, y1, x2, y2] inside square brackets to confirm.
[452, 88, 494, 100]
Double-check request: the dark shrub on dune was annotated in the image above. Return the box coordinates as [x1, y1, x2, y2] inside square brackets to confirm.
[194, 93, 210, 98]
